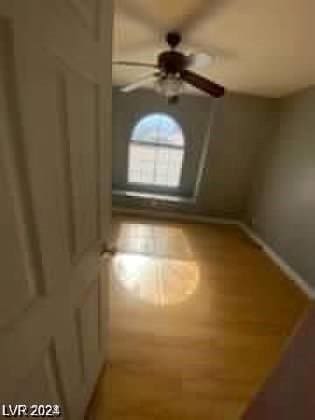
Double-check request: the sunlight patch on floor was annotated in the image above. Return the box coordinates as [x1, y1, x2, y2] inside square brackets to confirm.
[113, 253, 200, 306]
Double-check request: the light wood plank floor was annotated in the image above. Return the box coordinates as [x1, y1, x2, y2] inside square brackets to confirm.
[88, 215, 310, 420]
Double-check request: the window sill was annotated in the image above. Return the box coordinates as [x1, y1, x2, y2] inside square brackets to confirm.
[112, 189, 196, 205]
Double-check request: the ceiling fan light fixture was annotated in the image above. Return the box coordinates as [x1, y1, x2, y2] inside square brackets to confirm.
[155, 74, 184, 98]
[115, 31, 225, 100]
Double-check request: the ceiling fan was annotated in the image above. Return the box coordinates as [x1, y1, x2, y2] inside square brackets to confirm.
[113, 31, 225, 103]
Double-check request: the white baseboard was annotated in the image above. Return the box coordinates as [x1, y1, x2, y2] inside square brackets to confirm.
[113, 206, 238, 226]
[239, 223, 315, 300]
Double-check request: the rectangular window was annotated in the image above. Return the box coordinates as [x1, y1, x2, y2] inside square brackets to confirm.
[128, 143, 183, 187]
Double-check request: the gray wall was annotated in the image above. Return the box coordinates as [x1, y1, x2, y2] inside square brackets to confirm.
[112, 88, 275, 218]
[248, 87, 315, 288]
[195, 93, 277, 218]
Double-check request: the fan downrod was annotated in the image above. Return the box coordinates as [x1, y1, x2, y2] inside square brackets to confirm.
[166, 32, 182, 49]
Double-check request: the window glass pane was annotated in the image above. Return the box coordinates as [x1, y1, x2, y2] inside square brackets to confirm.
[131, 113, 184, 146]
[128, 144, 155, 185]
[128, 144, 183, 187]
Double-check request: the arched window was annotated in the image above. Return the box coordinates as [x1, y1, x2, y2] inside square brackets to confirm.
[128, 113, 184, 188]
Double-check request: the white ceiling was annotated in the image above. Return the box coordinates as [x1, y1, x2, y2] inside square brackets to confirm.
[112, 0, 315, 97]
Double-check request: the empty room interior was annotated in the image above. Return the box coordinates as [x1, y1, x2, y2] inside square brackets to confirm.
[0, 1, 315, 419]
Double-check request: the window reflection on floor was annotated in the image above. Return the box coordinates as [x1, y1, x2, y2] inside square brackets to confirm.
[113, 253, 200, 306]
[114, 222, 194, 259]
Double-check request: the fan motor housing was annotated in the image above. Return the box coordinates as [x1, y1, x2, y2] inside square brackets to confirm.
[158, 51, 187, 75]
[166, 31, 182, 49]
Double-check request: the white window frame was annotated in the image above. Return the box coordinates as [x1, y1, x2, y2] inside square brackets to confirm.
[127, 114, 185, 190]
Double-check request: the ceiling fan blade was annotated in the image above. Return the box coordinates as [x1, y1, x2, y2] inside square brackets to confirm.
[181, 70, 224, 98]
[186, 53, 213, 70]
[121, 72, 159, 93]
[113, 60, 157, 69]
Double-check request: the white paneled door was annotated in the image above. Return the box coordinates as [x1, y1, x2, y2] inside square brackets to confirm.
[0, 1, 112, 418]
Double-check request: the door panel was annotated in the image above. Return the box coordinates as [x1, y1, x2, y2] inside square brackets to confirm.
[63, 69, 100, 258]
[0, 1, 112, 418]
[0, 17, 44, 326]
[78, 278, 101, 384]
[14, 37, 70, 293]
[15, 343, 67, 414]
[68, 0, 100, 37]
